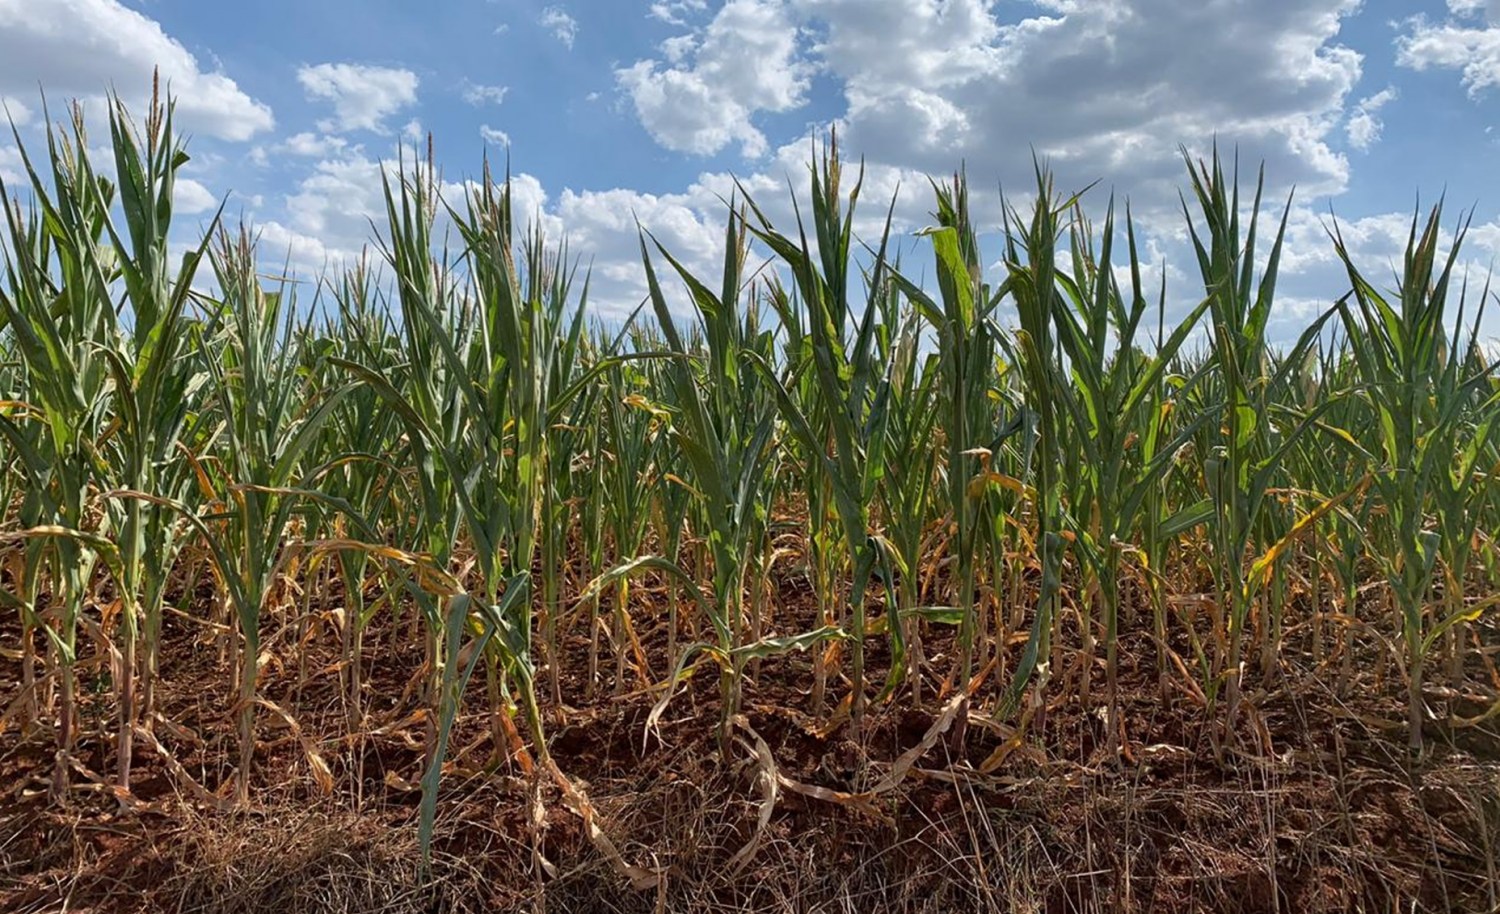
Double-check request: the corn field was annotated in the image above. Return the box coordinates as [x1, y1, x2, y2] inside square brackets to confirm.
[4, 90, 1500, 912]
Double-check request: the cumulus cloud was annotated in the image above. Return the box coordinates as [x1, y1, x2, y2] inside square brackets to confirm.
[297, 63, 419, 133]
[459, 133, 939, 322]
[0, 143, 22, 184]
[829, 0, 1360, 211]
[253, 220, 341, 278]
[1398, 1, 1500, 97]
[615, 0, 1362, 209]
[462, 82, 509, 106]
[175, 177, 218, 215]
[281, 150, 390, 248]
[251, 149, 425, 278]
[650, 0, 709, 25]
[616, 0, 811, 157]
[1277, 206, 1415, 280]
[1446, 0, 1500, 17]
[480, 125, 511, 147]
[0, 0, 272, 141]
[1211, 191, 1500, 346]
[251, 143, 554, 281]
[539, 7, 579, 48]
[1, 96, 31, 126]
[280, 132, 349, 157]
[1346, 87, 1397, 151]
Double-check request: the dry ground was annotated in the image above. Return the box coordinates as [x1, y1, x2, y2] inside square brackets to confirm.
[2, 564, 1499, 913]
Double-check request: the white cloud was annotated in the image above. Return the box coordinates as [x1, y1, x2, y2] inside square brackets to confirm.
[402, 118, 424, 141]
[250, 150, 421, 278]
[1397, 5, 1500, 98]
[0, 143, 21, 184]
[462, 133, 940, 321]
[254, 220, 339, 278]
[1278, 206, 1415, 279]
[616, 0, 811, 157]
[257, 146, 479, 279]
[552, 185, 723, 319]
[1346, 87, 1397, 151]
[539, 6, 579, 48]
[1, 96, 30, 126]
[650, 0, 708, 25]
[0, 0, 272, 141]
[462, 82, 509, 106]
[281, 132, 349, 157]
[1245, 197, 1500, 342]
[1445, 0, 1499, 22]
[175, 177, 217, 215]
[613, 0, 1363, 207]
[480, 125, 511, 147]
[297, 62, 419, 133]
[813, 0, 1361, 213]
[282, 150, 389, 246]
[230, 139, 1500, 342]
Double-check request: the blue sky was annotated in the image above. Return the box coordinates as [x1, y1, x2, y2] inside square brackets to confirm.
[2, 0, 1499, 335]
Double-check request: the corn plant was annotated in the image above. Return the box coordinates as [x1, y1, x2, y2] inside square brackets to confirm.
[192, 228, 354, 804]
[891, 173, 1011, 706]
[320, 259, 405, 728]
[992, 165, 1073, 721]
[876, 308, 940, 705]
[540, 318, 604, 710]
[1333, 204, 1500, 754]
[637, 205, 789, 749]
[1048, 198, 1211, 751]
[768, 277, 845, 715]
[0, 102, 116, 798]
[90, 88, 224, 793]
[745, 144, 895, 736]
[598, 327, 664, 695]
[1180, 150, 1336, 728]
